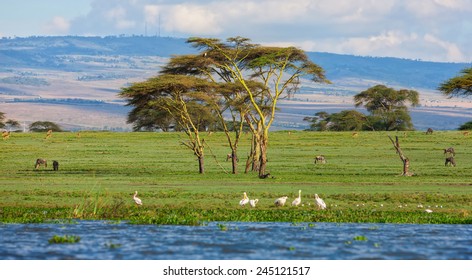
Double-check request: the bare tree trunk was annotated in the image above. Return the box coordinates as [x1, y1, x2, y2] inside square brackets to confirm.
[252, 133, 261, 172]
[388, 135, 413, 176]
[198, 155, 204, 174]
[231, 150, 238, 174]
[258, 130, 269, 178]
[403, 158, 410, 175]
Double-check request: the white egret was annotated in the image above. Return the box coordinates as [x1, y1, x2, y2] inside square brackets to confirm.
[314, 194, 326, 210]
[239, 192, 249, 207]
[425, 209, 433, 213]
[133, 191, 142, 206]
[274, 196, 288, 207]
[249, 199, 259, 208]
[292, 190, 302, 207]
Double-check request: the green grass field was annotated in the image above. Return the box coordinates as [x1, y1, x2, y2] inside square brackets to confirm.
[1, 130, 471, 224]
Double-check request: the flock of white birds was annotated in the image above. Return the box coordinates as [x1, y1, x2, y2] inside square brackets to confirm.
[239, 190, 327, 209]
[133, 190, 435, 213]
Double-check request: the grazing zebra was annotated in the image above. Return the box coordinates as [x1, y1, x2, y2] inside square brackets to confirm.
[35, 158, 47, 169]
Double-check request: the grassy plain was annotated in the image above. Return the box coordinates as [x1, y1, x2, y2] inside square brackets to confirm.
[1, 131, 471, 224]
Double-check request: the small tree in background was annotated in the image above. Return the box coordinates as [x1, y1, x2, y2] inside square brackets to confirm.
[304, 110, 368, 131]
[354, 85, 419, 131]
[29, 121, 63, 132]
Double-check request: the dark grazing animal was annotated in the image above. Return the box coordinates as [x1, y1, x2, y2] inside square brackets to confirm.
[259, 173, 271, 179]
[35, 158, 47, 169]
[445, 157, 456, 167]
[426, 128, 434, 134]
[444, 147, 455, 157]
[52, 160, 59, 171]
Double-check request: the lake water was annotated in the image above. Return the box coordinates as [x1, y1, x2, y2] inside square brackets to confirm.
[0, 221, 471, 260]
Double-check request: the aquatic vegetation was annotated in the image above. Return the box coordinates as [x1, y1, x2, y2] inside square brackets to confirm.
[105, 242, 122, 249]
[217, 223, 228, 231]
[353, 235, 368, 241]
[48, 235, 81, 244]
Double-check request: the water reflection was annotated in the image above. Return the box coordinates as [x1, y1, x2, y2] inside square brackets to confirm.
[1, 221, 471, 260]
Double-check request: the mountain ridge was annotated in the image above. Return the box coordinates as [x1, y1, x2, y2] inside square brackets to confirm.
[1, 36, 471, 131]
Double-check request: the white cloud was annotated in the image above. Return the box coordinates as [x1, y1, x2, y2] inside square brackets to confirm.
[164, 4, 221, 35]
[424, 34, 465, 62]
[104, 5, 136, 29]
[144, 5, 160, 25]
[61, 0, 471, 62]
[42, 16, 70, 34]
[404, 0, 472, 17]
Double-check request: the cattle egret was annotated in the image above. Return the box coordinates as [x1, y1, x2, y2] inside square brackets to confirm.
[239, 192, 249, 207]
[425, 209, 433, 213]
[249, 199, 259, 208]
[274, 196, 288, 207]
[292, 190, 301, 207]
[314, 194, 326, 210]
[133, 191, 142, 205]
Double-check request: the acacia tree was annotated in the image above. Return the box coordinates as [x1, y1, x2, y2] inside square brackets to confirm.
[161, 37, 265, 174]
[120, 74, 217, 173]
[5, 119, 21, 131]
[186, 37, 329, 177]
[354, 85, 419, 131]
[29, 121, 62, 132]
[438, 67, 472, 97]
[439, 67, 472, 129]
[0, 112, 5, 129]
[304, 110, 368, 131]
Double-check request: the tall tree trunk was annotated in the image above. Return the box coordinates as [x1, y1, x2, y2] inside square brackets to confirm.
[258, 129, 269, 178]
[198, 155, 204, 174]
[231, 149, 238, 174]
[403, 158, 410, 175]
[252, 133, 261, 172]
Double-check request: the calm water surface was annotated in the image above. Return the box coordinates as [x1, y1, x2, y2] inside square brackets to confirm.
[0, 221, 471, 260]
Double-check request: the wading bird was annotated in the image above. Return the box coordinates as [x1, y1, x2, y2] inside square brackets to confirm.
[292, 190, 302, 207]
[314, 194, 326, 210]
[133, 191, 142, 206]
[274, 196, 288, 207]
[239, 192, 249, 207]
[249, 199, 259, 208]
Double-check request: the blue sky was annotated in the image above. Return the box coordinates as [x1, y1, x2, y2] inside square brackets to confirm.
[1, 0, 472, 63]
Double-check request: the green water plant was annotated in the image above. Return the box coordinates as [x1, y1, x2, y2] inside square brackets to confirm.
[353, 235, 368, 241]
[48, 235, 81, 244]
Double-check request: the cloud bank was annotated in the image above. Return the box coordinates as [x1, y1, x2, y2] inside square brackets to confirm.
[59, 0, 472, 62]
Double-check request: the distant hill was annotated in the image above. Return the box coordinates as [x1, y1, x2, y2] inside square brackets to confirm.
[1, 36, 469, 88]
[0, 36, 471, 131]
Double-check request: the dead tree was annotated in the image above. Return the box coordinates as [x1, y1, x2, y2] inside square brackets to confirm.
[388, 136, 413, 176]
